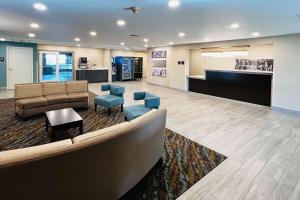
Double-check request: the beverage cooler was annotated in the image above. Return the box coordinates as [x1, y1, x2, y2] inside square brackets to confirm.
[112, 57, 143, 82]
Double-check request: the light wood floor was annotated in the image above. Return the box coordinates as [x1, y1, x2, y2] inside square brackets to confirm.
[2, 81, 300, 200]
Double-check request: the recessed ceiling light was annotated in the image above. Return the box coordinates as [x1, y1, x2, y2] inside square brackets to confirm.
[90, 31, 97, 36]
[28, 33, 36, 38]
[126, 47, 130, 50]
[74, 37, 80, 42]
[33, 3, 47, 11]
[205, 38, 211, 42]
[168, 0, 180, 8]
[143, 38, 149, 43]
[252, 32, 260, 37]
[77, 44, 81, 47]
[169, 42, 174, 45]
[117, 20, 126, 27]
[120, 42, 125, 46]
[178, 32, 186, 37]
[0, 38, 5, 41]
[144, 44, 149, 48]
[230, 23, 240, 29]
[30, 23, 39, 29]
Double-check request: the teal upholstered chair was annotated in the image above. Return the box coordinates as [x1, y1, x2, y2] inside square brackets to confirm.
[124, 92, 160, 121]
[94, 84, 125, 115]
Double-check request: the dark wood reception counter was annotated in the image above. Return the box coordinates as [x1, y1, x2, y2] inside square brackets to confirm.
[188, 69, 273, 106]
[76, 69, 108, 83]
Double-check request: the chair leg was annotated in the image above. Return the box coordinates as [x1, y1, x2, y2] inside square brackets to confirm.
[124, 116, 128, 121]
[94, 104, 97, 112]
[121, 104, 123, 112]
[108, 108, 111, 116]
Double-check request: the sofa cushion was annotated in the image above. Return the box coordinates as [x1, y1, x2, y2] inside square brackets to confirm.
[42, 82, 66, 96]
[68, 93, 89, 102]
[94, 94, 124, 108]
[0, 139, 72, 166]
[45, 94, 69, 105]
[14, 83, 43, 100]
[124, 105, 152, 121]
[72, 122, 130, 144]
[16, 97, 47, 109]
[66, 81, 88, 93]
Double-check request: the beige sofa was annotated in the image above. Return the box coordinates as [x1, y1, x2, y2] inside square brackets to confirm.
[14, 81, 89, 118]
[0, 109, 167, 200]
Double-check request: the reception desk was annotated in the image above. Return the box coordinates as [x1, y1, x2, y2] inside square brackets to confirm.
[189, 69, 273, 106]
[76, 69, 108, 83]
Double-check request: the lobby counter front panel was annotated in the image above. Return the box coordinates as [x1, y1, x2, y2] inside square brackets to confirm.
[189, 69, 273, 106]
[76, 69, 108, 83]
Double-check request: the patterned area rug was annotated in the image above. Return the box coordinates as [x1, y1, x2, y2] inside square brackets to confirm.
[0, 93, 227, 200]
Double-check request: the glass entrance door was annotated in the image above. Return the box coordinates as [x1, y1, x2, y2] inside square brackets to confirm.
[39, 51, 73, 82]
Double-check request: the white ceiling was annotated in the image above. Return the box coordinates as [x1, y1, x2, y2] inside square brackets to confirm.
[1, 0, 300, 50]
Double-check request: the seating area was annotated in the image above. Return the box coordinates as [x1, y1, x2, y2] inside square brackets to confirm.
[0, 109, 167, 200]
[2, 1, 300, 200]
[15, 81, 89, 118]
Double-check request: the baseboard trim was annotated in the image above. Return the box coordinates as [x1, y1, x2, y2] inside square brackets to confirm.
[272, 106, 300, 116]
[146, 82, 187, 93]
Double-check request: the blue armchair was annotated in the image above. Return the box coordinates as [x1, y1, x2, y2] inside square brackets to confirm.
[94, 84, 125, 115]
[124, 92, 160, 121]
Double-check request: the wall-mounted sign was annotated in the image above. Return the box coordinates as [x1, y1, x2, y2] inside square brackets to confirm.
[178, 61, 184, 65]
[235, 59, 274, 72]
[152, 50, 167, 58]
[0, 57, 4, 62]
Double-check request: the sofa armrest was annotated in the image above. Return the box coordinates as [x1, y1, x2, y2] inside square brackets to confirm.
[145, 97, 160, 109]
[134, 92, 146, 100]
[101, 84, 111, 91]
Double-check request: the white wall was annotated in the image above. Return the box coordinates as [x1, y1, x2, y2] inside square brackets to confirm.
[273, 35, 300, 111]
[147, 46, 189, 90]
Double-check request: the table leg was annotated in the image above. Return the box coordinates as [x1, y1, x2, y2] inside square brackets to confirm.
[79, 122, 83, 134]
[46, 117, 48, 132]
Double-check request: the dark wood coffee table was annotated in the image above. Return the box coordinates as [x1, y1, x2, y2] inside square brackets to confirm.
[45, 108, 83, 141]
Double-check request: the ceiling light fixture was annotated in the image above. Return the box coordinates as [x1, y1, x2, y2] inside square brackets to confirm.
[33, 2, 47, 11]
[30, 23, 40, 29]
[117, 20, 126, 27]
[143, 38, 149, 43]
[168, 0, 181, 8]
[90, 31, 97, 36]
[178, 32, 186, 37]
[230, 23, 240, 29]
[0, 38, 5, 41]
[169, 42, 174, 45]
[120, 42, 125, 46]
[74, 37, 80, 42]
[205, 38, 211, 42]
[77, 44, 81, 47]
[144, 44, 149, 48]
[28, 33, 36, 38]
[252, 32, 260, 37]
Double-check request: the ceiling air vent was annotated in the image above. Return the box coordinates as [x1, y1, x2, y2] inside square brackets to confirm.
[130, 34, 140, 37]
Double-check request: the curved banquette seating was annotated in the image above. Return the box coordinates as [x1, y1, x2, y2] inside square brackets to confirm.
[0, 109, 167, 200]
[14, 81, 89, 118]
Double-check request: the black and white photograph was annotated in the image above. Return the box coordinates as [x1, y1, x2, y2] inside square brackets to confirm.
[235, 59, 274, 72]
[151, 50, 167, 58]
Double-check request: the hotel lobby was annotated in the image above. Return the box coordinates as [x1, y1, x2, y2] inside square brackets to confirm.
[1, 1, 300, 200]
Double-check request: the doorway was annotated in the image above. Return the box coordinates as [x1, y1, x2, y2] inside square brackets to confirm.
[7, 47, 33, 90]
[39, 51, 73, 82]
